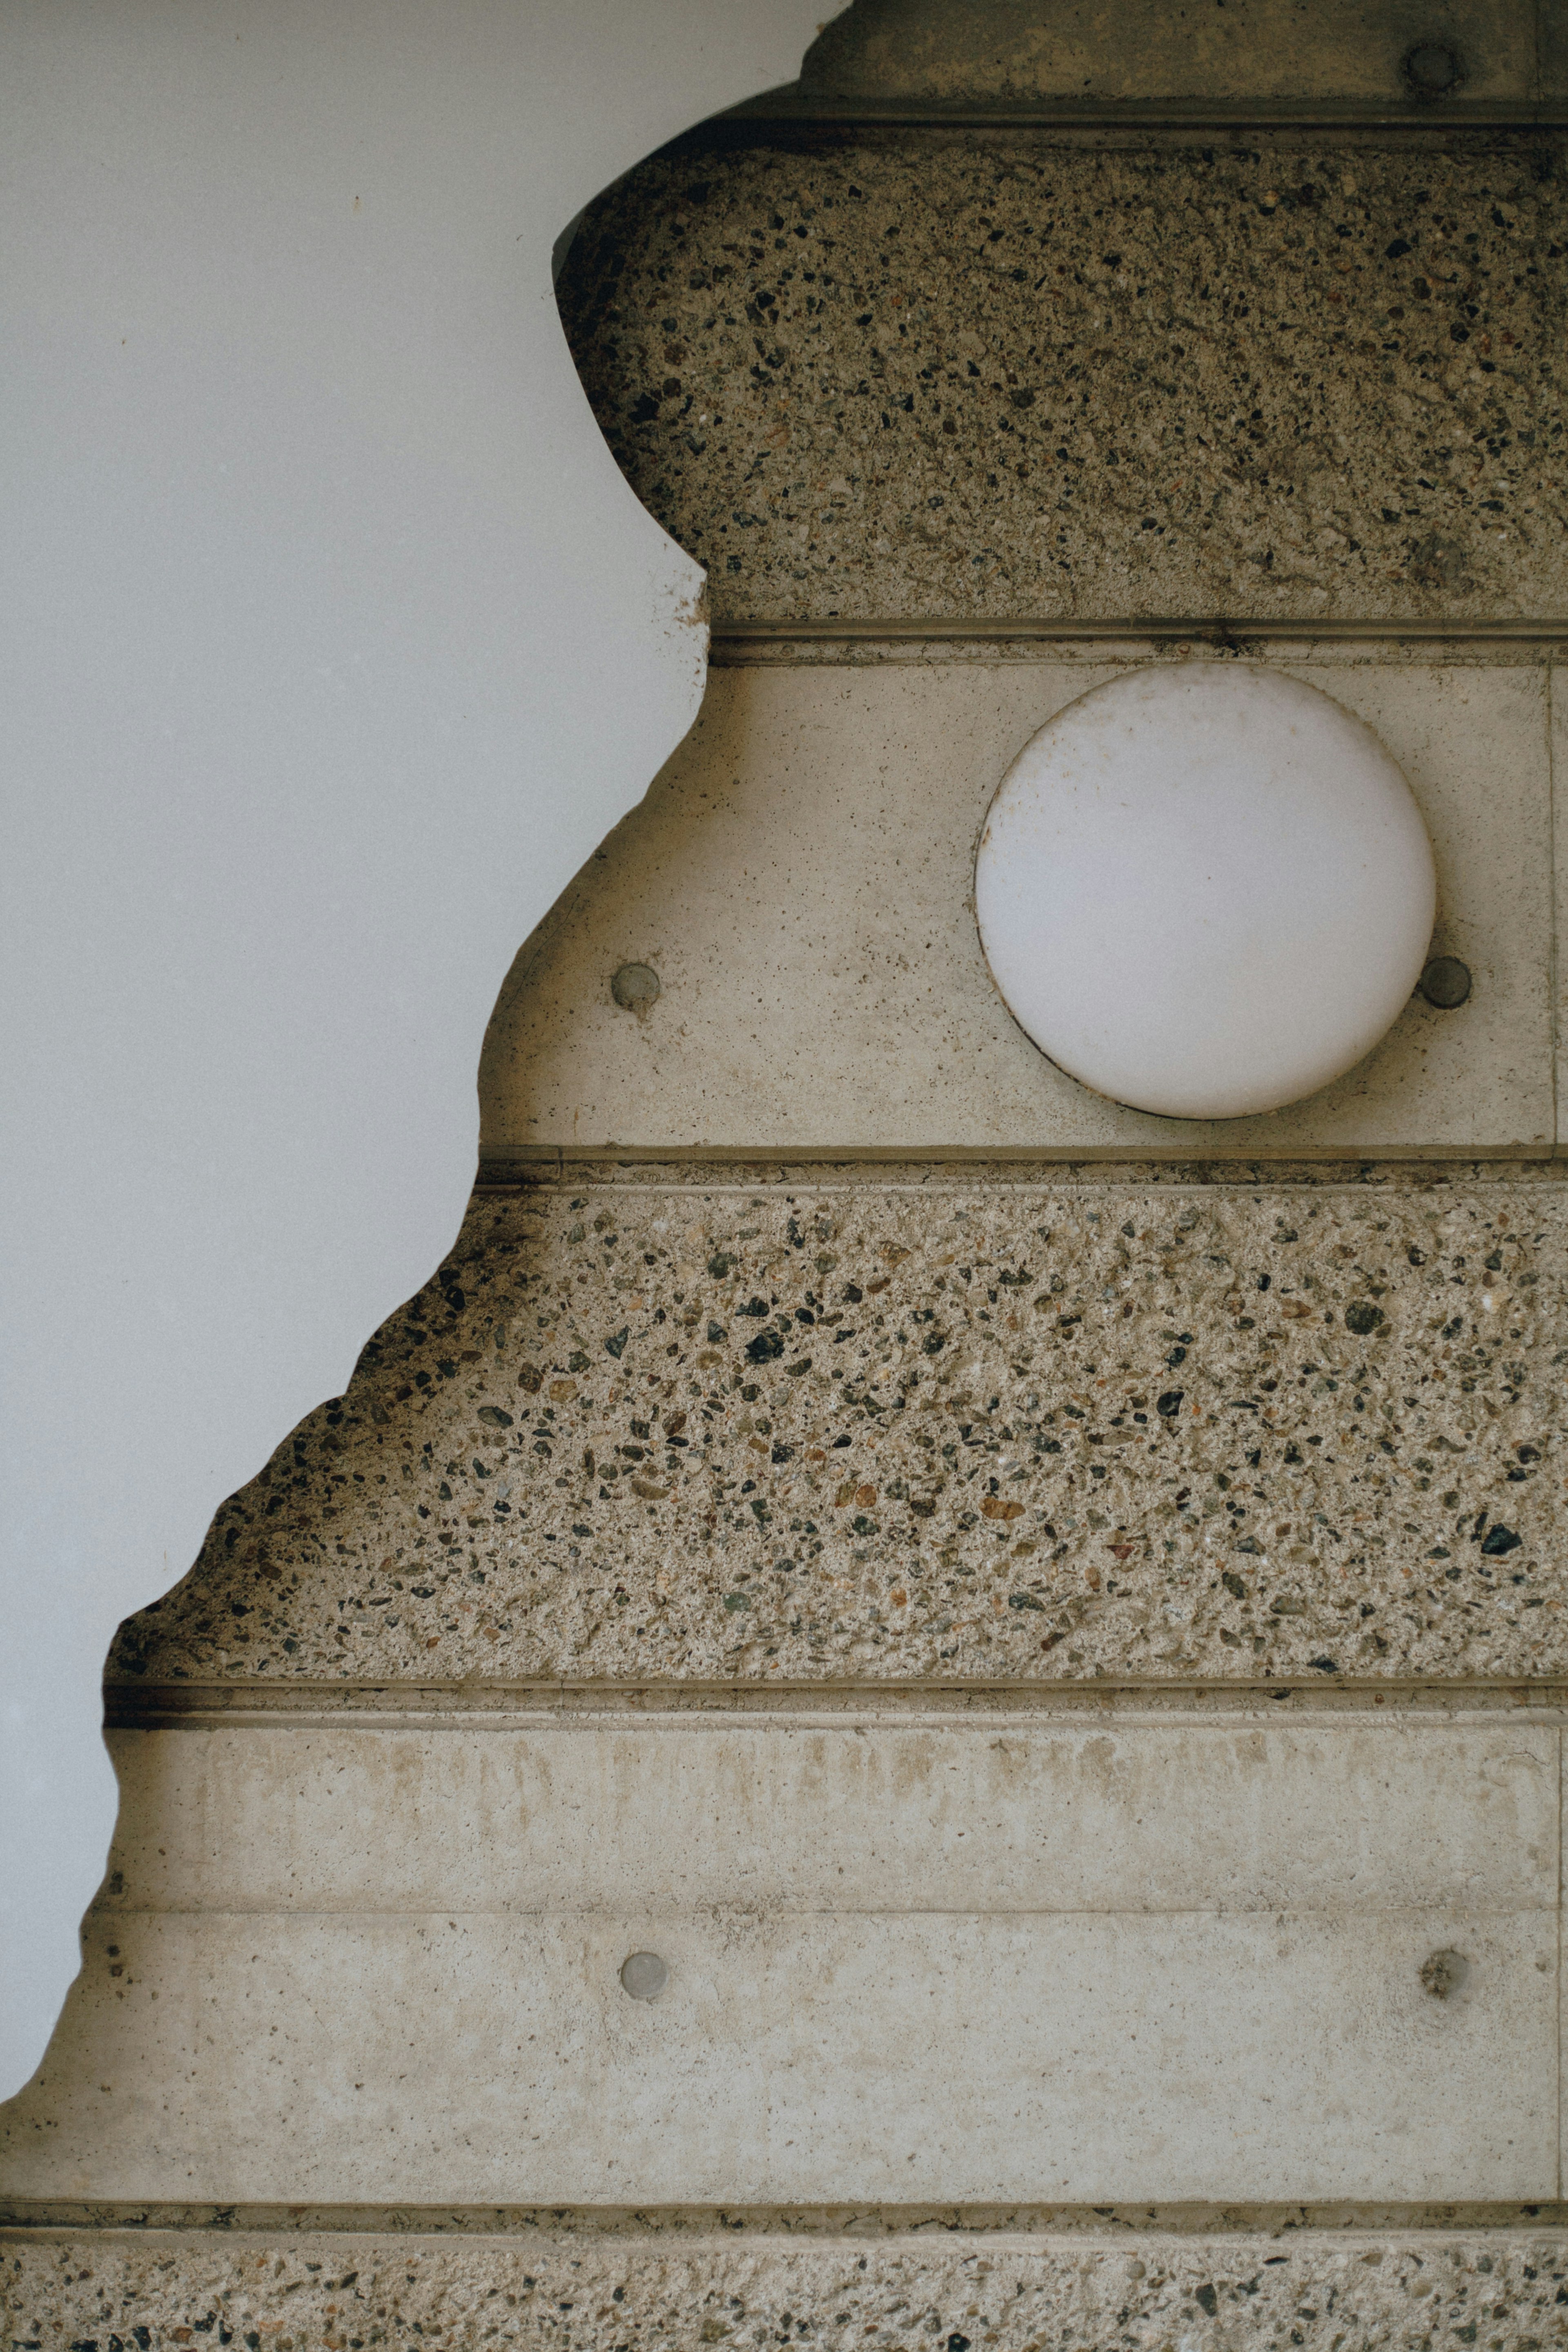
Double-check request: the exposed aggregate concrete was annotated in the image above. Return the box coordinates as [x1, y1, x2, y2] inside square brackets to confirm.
[559, 131, 1568, 624]
[109, 1177, 1568, 1686]
[7, 2227, 1568, 2351]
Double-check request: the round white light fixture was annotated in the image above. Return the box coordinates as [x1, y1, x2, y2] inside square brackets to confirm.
[974, 663, 1437, 1120]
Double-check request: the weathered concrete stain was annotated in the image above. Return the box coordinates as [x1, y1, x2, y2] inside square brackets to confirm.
[89, 1719, 1556, 1914]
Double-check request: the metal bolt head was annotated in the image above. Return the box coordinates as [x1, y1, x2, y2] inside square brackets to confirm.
[620, 1949, 668, 2000]
[1419, 955, 1472, 1009]
[1403, 40, 1463, 96]
[611, 962, 661, 1012]
[1419, 1947, 1469, 2000]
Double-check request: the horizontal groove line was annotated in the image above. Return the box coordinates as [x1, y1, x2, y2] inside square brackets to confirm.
[712, 99, 1568, 132]
[711, 617, 1568, 645]
[105, 1724, 1568, 1742]
[102, 1680, 1568, 1729]
[473, 1161, 1568, 1182]
[106, 1719, 1568, 1736]
[87, 1905, 1555, 1919]
[7, 2203, 1568, 2238]
[474, 1147, 1568, 1166]
[104, 1677, 1568, 1696]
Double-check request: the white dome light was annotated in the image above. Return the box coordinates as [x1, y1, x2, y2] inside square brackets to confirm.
[974, 663, 1438, 1120]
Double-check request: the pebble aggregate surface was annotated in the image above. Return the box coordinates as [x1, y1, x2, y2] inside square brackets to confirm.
[109, 1176, 1568, 1686]
[6, 2227, 1568, 2350]
[559, 132, 1568, 625]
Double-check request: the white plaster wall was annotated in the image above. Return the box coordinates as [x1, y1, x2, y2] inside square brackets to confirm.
[0, 0, 828, 2098]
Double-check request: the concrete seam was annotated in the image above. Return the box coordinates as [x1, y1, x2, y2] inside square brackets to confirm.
[473, 1165, 1568, 1186]
[709, 619, 1568, 646]
[1551, 655, 1561, 1156]
[7, 2209, 1568, 2238]
[100, 1703, 1568, 1739]
[708, 100, 1568, 132]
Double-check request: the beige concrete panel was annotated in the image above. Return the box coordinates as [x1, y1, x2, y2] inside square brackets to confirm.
[111, 1178, 1568, 1686]
[7, 2226, 1568, 2352]
[98, 1720, 1557, 1918]
[0, 1905, 1552, 2203]
[480, 660, 1551, 1156]
[562, 139, 1568, 626]
[797, 0, 1538, 102]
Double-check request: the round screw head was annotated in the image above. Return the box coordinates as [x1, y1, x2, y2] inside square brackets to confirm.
[619, 1949, 668, 2000]
[1419, 955, 1472, 1009]
[1403, 39, 1463, 95]
[611, 961, 661, 1012]
[1420, 1947, 1470, 2000]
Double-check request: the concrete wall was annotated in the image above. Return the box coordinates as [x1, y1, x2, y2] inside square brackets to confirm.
[479, 651, 1559, 1158]
[7, 2, 1568, 2342]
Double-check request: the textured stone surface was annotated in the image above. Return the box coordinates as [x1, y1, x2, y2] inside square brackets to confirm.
[477, 657, 1553, 1158]
[7, 2227, 1568, 2350]
[559, 132, 1568, 624]
[109, 1175, 1568, 1686]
